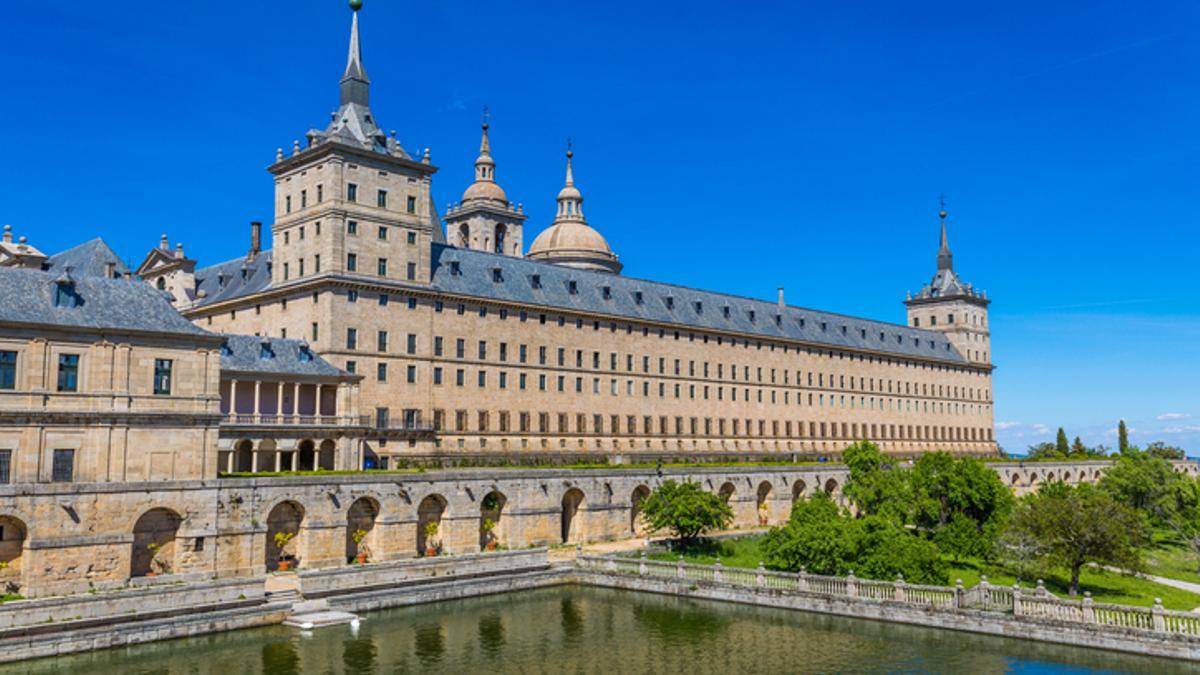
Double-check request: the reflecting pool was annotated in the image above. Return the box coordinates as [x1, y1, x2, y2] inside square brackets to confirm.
[2, 586, 1190, 674]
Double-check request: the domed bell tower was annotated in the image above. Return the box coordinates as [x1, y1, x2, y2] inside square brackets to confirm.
[443, 112, 527, 256]
[904, 208, 991, 365]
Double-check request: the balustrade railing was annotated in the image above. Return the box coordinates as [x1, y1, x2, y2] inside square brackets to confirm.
[576, 554, 1200, 639]
[221, 413, 435, 431]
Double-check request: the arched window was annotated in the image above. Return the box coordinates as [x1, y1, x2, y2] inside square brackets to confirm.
[458, 224, 470, 248]
[156, 277, 166, 291]
[495, 225, 507, 254]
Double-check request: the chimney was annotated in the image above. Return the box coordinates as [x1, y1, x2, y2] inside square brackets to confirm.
[777, 287, 785, 308]
[249, 221, 262, 258]
[104, 262, 116, 278]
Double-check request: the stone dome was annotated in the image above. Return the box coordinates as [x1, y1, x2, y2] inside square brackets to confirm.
[462, 179, 507, 204]
[527, 221, 621, 274]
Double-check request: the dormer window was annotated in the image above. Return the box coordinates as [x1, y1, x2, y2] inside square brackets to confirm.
[602, 286, 612, 300]
[491, 268, 503, 283]
[530, 274, 542, 289]
[634, 291, 644, 305]
[449, 261, 462, 276]
[567, 280, 578, 295]
[156, 278, 166, 291]
[775, 314, 782, 327]
[748, 310, 756, 323]
[841, 325, 847, 335]
[722, 306, 731, 319]
[259, 341, 275, 360]
[53, 276, 78, 308]
[298, 345, 314, 362]
[220, 342, 233, 357]
[820, 322, 827, 331]
[798, 318, 806, 328]
[664, 296, 674, 310]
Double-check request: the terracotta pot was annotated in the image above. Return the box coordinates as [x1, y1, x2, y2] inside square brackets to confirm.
[145, 571, 158, 578]
[485, 541, 497, 551]
[425, 547, 437, 558]
[277, 560, 291, 572]
[355, 553, 367, 564]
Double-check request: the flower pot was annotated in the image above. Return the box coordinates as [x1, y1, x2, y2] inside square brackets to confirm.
[277, 560, 291, 572]
[485, 541, 497, 551]
[145, 571, 158, 578]
[355, 553, 367, 564]
[425, 547, 437, 558]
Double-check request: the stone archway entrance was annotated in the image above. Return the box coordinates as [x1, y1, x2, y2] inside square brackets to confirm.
[417, 494, 447, 556]
[131, 508, 182, 578]
[266, 501, 304, 571]
[480, 491, 506, 551]
[297, 440, 316, 472]
[630, 485, 650, 535]
[561, 488, 585, 544]
[756, 481, 774, 525]
[0, 516, 27, 591]
[345, 498, 379, 563]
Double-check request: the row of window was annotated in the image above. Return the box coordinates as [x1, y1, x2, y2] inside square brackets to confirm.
[336, 335, 989, 402]
[423, 409, 993, 443]
[0, 448, 74, 483]
[283, 183, 417, 215]
[0, 351, 174, 395]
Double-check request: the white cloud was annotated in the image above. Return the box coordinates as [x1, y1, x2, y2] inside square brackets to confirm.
[1163, 425, 1200, 434]
[996, 421, 1022, 431]
[1030, 424, 1050, 435]
[1157, 413, 1193, 421]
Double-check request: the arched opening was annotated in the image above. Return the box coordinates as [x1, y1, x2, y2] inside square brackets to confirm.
[0, 516, 27, 588]
[234, 440, 253, 473]
[266, 501, 304, 572]
[1028, 473, 1039, 486]
[792, 480, 807, 501]
[1010, 473, 1020, 486]
[257, 439, 277, 473]
[718, 482, 735, 504]
[458, 224, 470, 248]
[156, 277, 166, 291]
[297, 440, 316, 472]
[823, 478, 839, 495]
[1062, 471, 1072, 483]
[345, 497, 379, 564]
[131, 508, 181, 578]
[630, 485, 651, 535]
[1045, 472, 1056, 483]
[318, 440, 336, 471]
[561, 488, 585, 544]
[756, 481, 774, 526]
[480, 491, 506, 551]
[417, 494, 447, 557]
[494, 225, 507, 254]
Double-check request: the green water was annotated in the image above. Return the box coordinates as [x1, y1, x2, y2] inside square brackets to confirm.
[3, 586, 1192, 674]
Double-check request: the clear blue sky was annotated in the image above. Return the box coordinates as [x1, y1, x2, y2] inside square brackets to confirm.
[1, 1, 1197, 454]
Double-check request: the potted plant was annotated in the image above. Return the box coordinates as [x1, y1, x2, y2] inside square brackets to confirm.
[423, 521, 439, 557]
[273, 531, 296, 571]
[481, 518, 498, 551]
[351, 528, 370, 564]
[146, 542, 172, 576]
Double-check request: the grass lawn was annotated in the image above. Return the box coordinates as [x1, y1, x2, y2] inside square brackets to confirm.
[642, 534, 1200, 612]
[1142, 533, 1200, 586]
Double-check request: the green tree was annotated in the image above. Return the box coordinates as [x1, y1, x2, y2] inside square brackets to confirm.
[1118, 419, 1130, 454]
[841, 441, 911, 523]
[639, 480, 733, 542]
[854, 517, 948, 585]
[1100, 451, 1186, 525]
[909, 452, 1013, 561]
[1000, 483, 1149, 596]
[1056, 428, 1070, 455]
[1071, 436, 1087, 457]
[1026, 442, 1063, 461]
[1144, 441, 1186, 461]
[761, 492, 857, 576]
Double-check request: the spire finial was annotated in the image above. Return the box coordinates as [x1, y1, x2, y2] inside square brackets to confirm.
[939, 193, 948, 221]
[340, 1, 370, 107]
[937, 195, 953, 272]
[479, 106, 491, 155]
[565, 138, 575, 185]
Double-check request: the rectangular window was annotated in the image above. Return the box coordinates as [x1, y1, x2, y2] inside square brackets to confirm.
[346, 360, 356, 374]
[433, 367, 442, 385]
[377, 189, 388, 208]
[0, 351, 16, 390]
[347, 328, 358, 350]
[378, 258, 388, 276]
[57, 354, 79, 392]
[378, 226, 388, 240]
[347, 253, 358, 272]
[312, 322, 319, 341]
[407, 365, 416, 383]
[434, 336, 443, 357]
[377, 363, 387, 382]
[51, 449, 74, 482]
[347, 183, 358, 202]
[406, 262, 416, 281]
[314, 254, 321, 273]
[407, 231, 417, 245]
[153, 359, 173, 395]
[0, 450, 9, 484]
[407, 195, 417, 213]
[378, 331, 389, 352]
[347, 220, 358, 235]
[407, 334, 417, 355]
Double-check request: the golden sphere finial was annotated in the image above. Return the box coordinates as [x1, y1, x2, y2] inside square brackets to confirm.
[938, 210, 947, 220]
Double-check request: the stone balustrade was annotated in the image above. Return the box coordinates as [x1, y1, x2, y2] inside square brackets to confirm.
[578, 553, 1200, 639]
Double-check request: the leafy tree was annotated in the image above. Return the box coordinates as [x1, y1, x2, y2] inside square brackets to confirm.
[1000, 483, 1149, 595]
[1100, 451, 1186, 525]
[854, 517, 948, 585]
[1118, 419, 1130, 454]
[1026, 442, 1063, 461]
[841, 441, 911, 523]
[1145, 441, 1186, 461]
[639, 480, 733, 542]
[1071, 436, 1087, 457]
[1056, 428, 1070, 455]
[761, 492, 857, 576]
[909, 452, 1013, 561]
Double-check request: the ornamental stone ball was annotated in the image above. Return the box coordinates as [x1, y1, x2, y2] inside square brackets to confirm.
[349, 0, 362, 11]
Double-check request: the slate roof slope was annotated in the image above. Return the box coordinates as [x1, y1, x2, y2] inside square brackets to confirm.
[0, 267, 212, 337]
[428, 245, 968, 364]
[192, 251, 273, 308]
[219, 334, 350, 378]
[45, 239, 129, 279]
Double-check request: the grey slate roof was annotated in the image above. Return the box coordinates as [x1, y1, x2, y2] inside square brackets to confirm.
[219, 334, 349, 378]
[192, 251, 273, 308]
[0, 267, 211, 337]
[45, 238, 129, 279]
[428, 245, 968, 364]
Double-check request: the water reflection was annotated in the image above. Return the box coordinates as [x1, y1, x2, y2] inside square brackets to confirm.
[477, 612, 505, 657]
[3, 587, 1196, 674]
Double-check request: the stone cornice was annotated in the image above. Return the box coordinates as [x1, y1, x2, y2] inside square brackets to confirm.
[268, 141, 437, 177]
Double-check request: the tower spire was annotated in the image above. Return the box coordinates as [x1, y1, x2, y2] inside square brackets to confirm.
[479, 106, 491, 155]
[937, 198, 953, 271]
[555, 141, 584, 222]
[340, 1, 370, 107]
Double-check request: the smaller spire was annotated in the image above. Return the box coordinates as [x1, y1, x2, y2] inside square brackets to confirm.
[340, 1, 370, 107]
[564, 138, 575, 186]
[480, 106, 491, 155]
[937, 197, 953, 271]
[555, 140, 584, 222]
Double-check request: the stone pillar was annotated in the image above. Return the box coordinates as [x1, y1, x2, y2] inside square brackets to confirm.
[230, 379, 239, 416]
[253, 381, 261, 420]
[713, 559, 722, 583]
[294, 383, 302, 416]
[676, 556, 685, 580]
[1152, 598, 1166, 632]
[756, 562, 766, 588]
[1082, 593, 1095, 624]
[277, 382, 285, 418]
[894, 575, 906, 602]
[1012, 584, 1023, 616]
[847, 571, 858, 598]
[638, 551, 647, 576]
